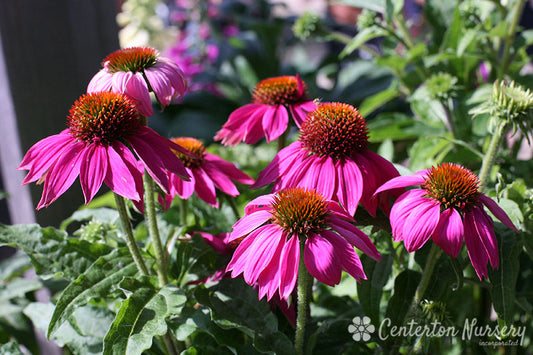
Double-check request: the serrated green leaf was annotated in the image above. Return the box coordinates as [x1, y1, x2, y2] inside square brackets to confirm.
[0, 224, 113, 280]
[48, 249, 142, 337]
[385, 270, 421, 327]
[103, 277, 186, 355]
[357, 253, 393, 324]
[489, 227, 523, 324]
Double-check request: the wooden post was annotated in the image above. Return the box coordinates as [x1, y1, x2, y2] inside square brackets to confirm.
[0, 0, 121, 227]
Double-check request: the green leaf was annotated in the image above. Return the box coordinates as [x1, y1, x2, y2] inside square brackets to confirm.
[367, 113, 440, 142]
[61, 207, 119, 230]
[0, 278, 42, 303]
[358, 82, 401, 117]
[0, 341, 24, 355]
[335, 0, 386, 13]
[408, 136, 452, 171]
[357, 253, 394, 324]
[48, 248, 142, 337]
[489, 227, 523, 324]
[385, 270, 421, 327]
[103, 277, 186, 355]
[0, 224, 113, 280]
[340, 27, 387, 58]
[457, 29, 478, 57]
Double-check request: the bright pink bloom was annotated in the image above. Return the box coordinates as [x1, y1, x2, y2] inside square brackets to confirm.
[215, 75, 316, 145]
[164, 137, 254, 207]
[226, 187, 381, 301]
[252, 102, 401, 216]
[18, 92, 190, 209]
[88, 47, 187, 117]
[375, 163, 518, 279]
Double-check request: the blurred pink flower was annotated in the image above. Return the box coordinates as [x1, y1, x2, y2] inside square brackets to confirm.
[215, 75, 317, 145]
[226, 187, 381, 301]
[88, 47, 187, 117]
[164, 137, 254, 207]
[375, 163, 518, 279]
[18, 92, 190, 209]
[252, 102, 401, 216]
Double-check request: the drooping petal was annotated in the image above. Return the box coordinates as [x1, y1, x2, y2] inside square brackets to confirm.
[289, 100, 316, 127]
[226, 230, 260, 277]
[243, 106, 270, 145]
[402, 200, 441, 252]
[153, 58, 187, 99]
[145, 67, 172, 106]
[252, 141, 303, 188]
[257, 232, 287, 301]
[336, 159, 364, 215]
[321, 230, 366, 281]
[374, 171, 428, 195]
[463, 210, 491, 279]
[479, 194, 518, 231]
[128, 134, 171, 192]
[277, 234, 300, 300]
[172, 169, 195, 199]
[204, 153, 254, 185]
[191, 167, 218, 207]
[116, 72, 153, 117]
[37, 141, 85, 209]
[230, 209, 272, 241]
[79, 143, 108, 204]
[262, 105, 289, 142]
[432, 208, 464, 258]
[389, 189, 427, 242]
[328, 215, 381, 261]
[470, 206, 499, 269]
[304, 233, 342, 286]
[104, 142, 143, 202]
[201, 160, 240, 197]
[87, 69, 113, 92]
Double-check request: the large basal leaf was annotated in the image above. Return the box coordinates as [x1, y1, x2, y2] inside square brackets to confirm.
[357, 253, 393, 324]
[103, 277, 186, 355]
[0, 224, 112, 280]
[60, 207, 120, 230]
[489, 226, 523, 324]
[48, 249, 143, 337]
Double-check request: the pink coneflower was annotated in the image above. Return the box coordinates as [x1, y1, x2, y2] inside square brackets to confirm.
[88, 47, 187, 117]
[18, 92, 190, 209]
[214, 75, 316, 145]
[164, 137, 254, 207]
[252, 102, 401, 216]
[226, 187, 381, 301]
[374, 163, 518, 279]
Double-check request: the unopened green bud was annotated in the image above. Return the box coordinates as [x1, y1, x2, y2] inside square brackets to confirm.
[426, 72, 459, 100]
[293, 12, 322, 40]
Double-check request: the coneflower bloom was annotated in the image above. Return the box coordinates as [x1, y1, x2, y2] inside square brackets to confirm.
[374, 163, 518, 279]
[88, 47, 187, 117]
[164, 137, 254, 207]
[18, 92, 190, 209]
[252, 102, 401, 216]
[214, 75, 316, 145]
[226, 187, 381, 301]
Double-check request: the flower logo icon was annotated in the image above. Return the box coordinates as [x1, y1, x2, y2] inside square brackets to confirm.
[348, 316, 375, 342]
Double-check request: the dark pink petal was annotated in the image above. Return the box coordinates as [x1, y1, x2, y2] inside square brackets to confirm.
[432, 208, 464, 258]
[37, 141, 85, 209]
[172, 169, 195, 199]
[220, 104, 264, 130]
[145, 68, 172, 106]
[328, 215, 381, 261]
[471, 206, 499, 269]
[243, 106, 270, 144]
[204, 153, 254, 185]
[244, 194, 275, 215]
[19, 131, 74, 184]
[374, 172, 427, 195]
[195, 232, 231, 255]
[325, 201, 354, 221]
[192, 167, 218, 207]
[336, 159, 363, 215]
[479, 194, 518, 231]
[123, 72, 154, 117]
[79, 143, 108, 204]
[278, 151, 315, 190]
[252, 141, 303, 188]
[230, 209, 272, 241]
[278, 234, 300, 300]
[226, 229, 260, 277]
[242, 224, 284, 285]
[128, 135, 171, 192]
[256, 234, 286, 300]
[316, 156, 336, 200]
[321, 230, 366, 281]
[463, 210, 491, 279]
[104, 142, 143, 202]
[262, 105, 289, 142]
[289, 100, 316, 127]
[389, 189, 427, 241]
[402, 200, 440, 252]
[201, 161, 240, 196]
[304, 233, 342, 286]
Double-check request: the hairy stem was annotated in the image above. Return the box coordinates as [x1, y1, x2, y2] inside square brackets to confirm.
[415, 243, 442, 303]
[295, 238, 311, 355]
[143, 174, 168, 286]
[478, 123, 508, 190]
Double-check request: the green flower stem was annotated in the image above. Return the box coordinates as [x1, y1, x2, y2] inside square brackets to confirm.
[143, 174, 168, 286]
[277, 129, 288, 152]
[226, 195, 241, 220]
[478, 123, 508, 190]
[497, 0, 527, 80]
[415, 243, 442, 303]
[180, 198, 188, 227]
[295, 238, 311, 355]
[114, 194, 150, 276]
